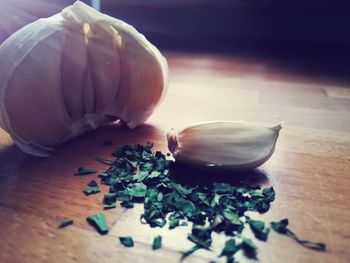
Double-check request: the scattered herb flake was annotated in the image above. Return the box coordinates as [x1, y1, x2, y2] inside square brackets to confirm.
[120, 200, 134, 208]
[241, 238, 257, 259]
[256, 201, 270, 213]
[84, 180, 100, 195]
[262, 187, 275, 202]
[86, 212, 109, 235]
[103, 193, 117, 205]
[181, 245, 200, 261]
[219, 239, 239, 257]
[187, 225, 212, 249]
[271, 219, 326, 251]
[169, 212, 181, 229]
[119, 236, 134, 247]
[128, 182, 147, 198]
[133, 171, 149, 182]
[152, 235, 162, 250]
[271, 218, 289, 233]
[75, 142, 326, 262]
[246, 216, 270, 241]
[145, 141, 154, 149]
[74, 167, 96, 176]
[104, 203, 116, 210]
[58, 219, 73, 228]
[223, 210, 242, 226]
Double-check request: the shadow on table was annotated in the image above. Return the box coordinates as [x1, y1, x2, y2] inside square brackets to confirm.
[0, 123, 164, 174]
[53, 122, 165, 157]
[170, 162, 270, 187]
[0, 123, 269, 187]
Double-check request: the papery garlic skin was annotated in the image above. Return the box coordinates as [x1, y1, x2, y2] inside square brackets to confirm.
[167, 121, 283, 170]
[0, 1, 168, 156]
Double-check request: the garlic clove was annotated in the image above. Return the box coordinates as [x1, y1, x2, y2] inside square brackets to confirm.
[83, 65, 95, 114]
[114, 29, 168, 128]
[4, 32, 71, 147]
[85, 23, 121, 114]
[61, 28, 88, 120]
[167, 120, 283, 170]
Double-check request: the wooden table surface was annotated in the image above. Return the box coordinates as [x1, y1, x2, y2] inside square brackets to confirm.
[0, 52, 349, 263]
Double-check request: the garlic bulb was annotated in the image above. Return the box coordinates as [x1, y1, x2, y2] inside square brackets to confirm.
[0, 1, 168, 156]
[167, 120, 283, 170]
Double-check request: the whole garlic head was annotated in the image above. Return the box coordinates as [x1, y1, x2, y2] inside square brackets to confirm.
[167, 120, 283, 170]
[0, 1, 168, 156]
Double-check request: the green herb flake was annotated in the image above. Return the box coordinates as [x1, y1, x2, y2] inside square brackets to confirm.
[120, 200, 134, 208]
[246, 216, 270, 241]
[172, 183, 194, 196]
[128, 182, 147, 198]
[241, 238, 257, 259]
[256, 201, 270, 213]
[271, 219, 326, 251]
[58, 219, 73, 228]
[169, 213, 181, 229]
[181, 245, 201, 261]
[145, 141, 154, 149]
[271, 218, 289, 233]
[133, 171, 149, 182]
[140, 162, 153, 172]
[84, 180, 100, 195]
[119, 236, 134, 247]
[219, 239, 239, 257]
[152, 235, 162, 250]
[187, 225, 212, 249]
[262, 187, 275, 202]
[104, 203, 116, 210]
[74, 167, 96, 176]
[103, 193, 117, 205]
[77, 142, 326, 262]
[86, 212, 109, 235]
[214, 183, 233, 194]
[223, 210, 242, 226]
[226, 257, 238, 263]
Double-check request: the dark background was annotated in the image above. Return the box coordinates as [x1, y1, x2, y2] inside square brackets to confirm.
[1, 0, 350, 80]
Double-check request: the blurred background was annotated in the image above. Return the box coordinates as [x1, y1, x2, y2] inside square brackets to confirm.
[1, 0, 350, 81]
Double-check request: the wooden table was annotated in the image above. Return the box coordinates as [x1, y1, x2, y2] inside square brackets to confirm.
[0, 52, 349, 263]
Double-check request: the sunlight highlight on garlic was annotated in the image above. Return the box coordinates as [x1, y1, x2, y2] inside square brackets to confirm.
[0, 1, 168, 156]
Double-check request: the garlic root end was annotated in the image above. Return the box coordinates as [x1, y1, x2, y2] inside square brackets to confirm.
[167, 129, 178, 155]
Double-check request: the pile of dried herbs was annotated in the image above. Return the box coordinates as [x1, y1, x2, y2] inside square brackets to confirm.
[68, 142, 325, 262]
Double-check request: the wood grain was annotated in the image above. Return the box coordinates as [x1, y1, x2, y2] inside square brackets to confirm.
[0, 51, 349, 263]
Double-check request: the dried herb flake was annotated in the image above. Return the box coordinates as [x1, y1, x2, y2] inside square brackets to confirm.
[104, 203, 116, 210]
[219, 239, 239, 257]
[241, 238, 257, 259]
[86, 212, 109, 235]
[246, 216, 270, 241]
[119, 236, 134, 247]
[84, 180, 100, 195]
[271, 219, 326, 251]
[152, 235, 162, 250]
[74, 167, 96, 176]
[58, 219, 73, 228]
[77, 142, 325, 262]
